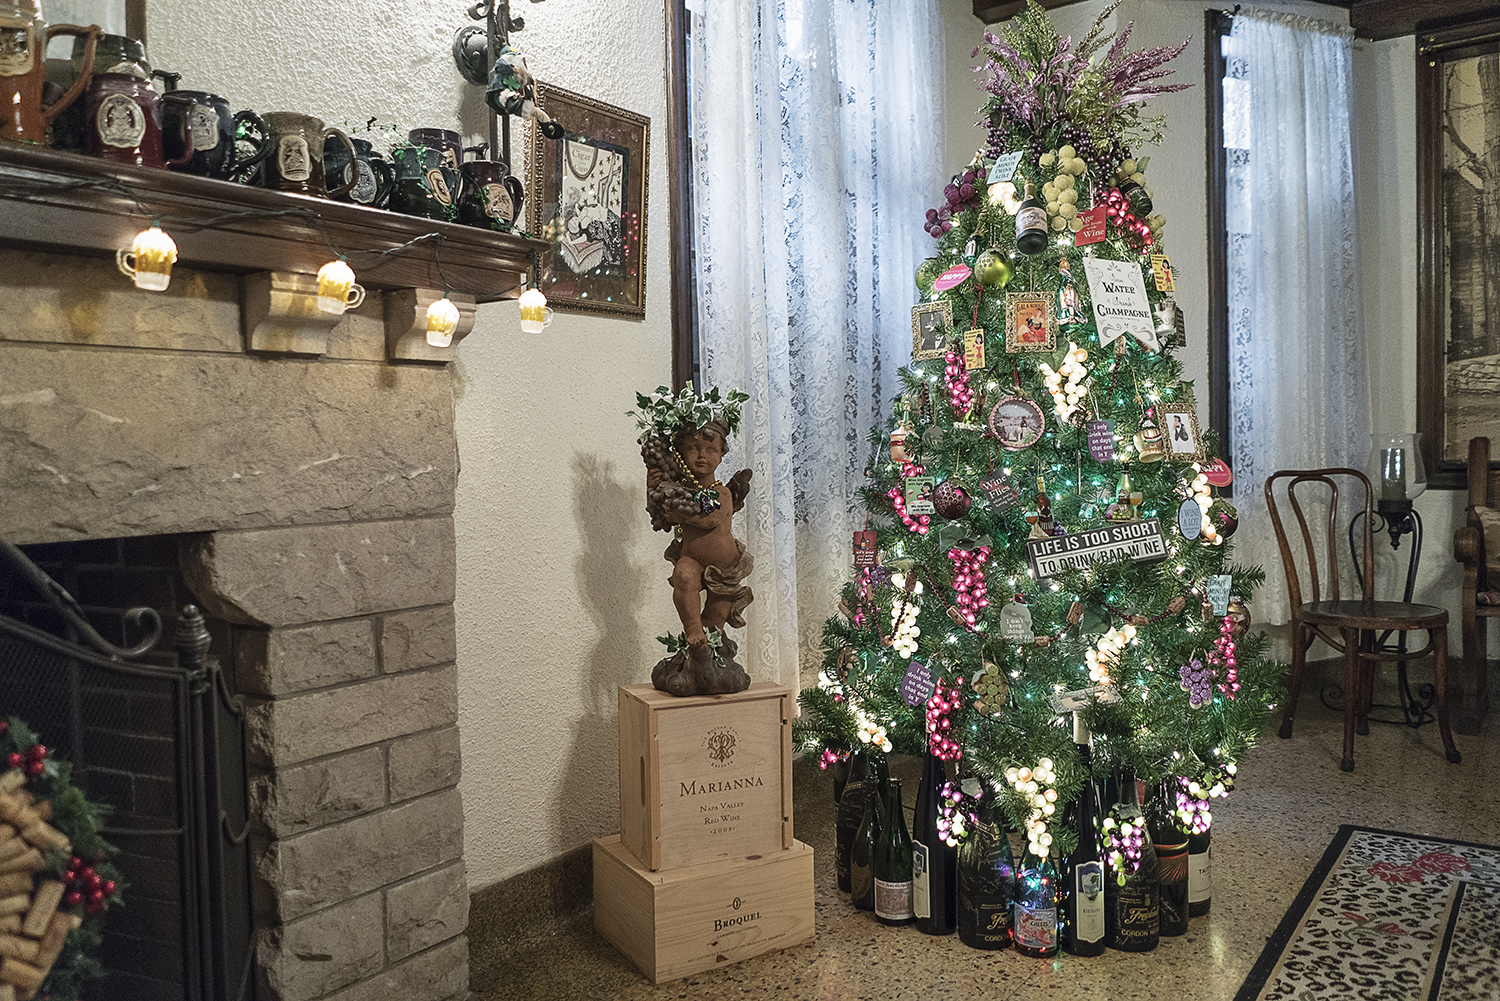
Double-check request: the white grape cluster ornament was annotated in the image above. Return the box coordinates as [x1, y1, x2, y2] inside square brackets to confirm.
[1005, 758, 1059, 856]
[1085, 622, 1137, 686]
[1039, 343, 1090, 423]
[1187, 466, 1223, 545]
[853, 703, 892, 752]
[889, 572, 922, 658]
[1039, 146, 1088, 233]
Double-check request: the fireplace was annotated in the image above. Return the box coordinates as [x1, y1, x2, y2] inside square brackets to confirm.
[0, 536, 254, 1000]
[0, 146, 508, 1001]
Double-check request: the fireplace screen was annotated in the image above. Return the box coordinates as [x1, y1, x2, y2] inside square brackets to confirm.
[0, 538, 255, 1001]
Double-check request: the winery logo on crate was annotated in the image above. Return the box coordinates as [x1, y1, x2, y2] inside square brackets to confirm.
[703, 725, 738, 767]
[713, 897, 761, 933]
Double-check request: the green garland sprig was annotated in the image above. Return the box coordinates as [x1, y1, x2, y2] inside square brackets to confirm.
[629, 385, 749, 444]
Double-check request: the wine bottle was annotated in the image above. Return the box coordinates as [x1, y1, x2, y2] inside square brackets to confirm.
[831, 754, 852, 805]
[1147, 779, 1190, 937]
[874, 778, 914, 926]
[1117, 166, 1153, 215]
[913, 751, 957, 935]
[957, 785, 1013, 949]
[1012, 848, 1060, 957]
[1015, 180, 1048, 255]
[1188, 826, 1211, 917]
[1063, 718, 1106, 956]
[835, 751, 872, 893]
[851, 758, 888, 911]
[1105, 768, 1159, 952]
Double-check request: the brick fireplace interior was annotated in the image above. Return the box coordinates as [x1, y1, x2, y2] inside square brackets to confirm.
[0, 146, 537, 1000]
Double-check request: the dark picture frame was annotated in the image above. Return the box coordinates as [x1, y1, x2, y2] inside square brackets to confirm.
[527, 83, 649, 319]
[1417, 18, 1500, 488]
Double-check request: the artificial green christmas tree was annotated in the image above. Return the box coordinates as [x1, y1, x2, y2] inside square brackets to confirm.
[797, 1, 1281, 869]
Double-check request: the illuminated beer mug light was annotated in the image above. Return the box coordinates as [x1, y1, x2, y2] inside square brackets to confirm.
[425, 294, 461, 347]
[518, 287, 553, 334]
[116, 223, 178, 291]
[316, 259, 366, 314]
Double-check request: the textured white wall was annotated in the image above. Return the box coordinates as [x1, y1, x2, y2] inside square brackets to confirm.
[147, 0, 673, 890]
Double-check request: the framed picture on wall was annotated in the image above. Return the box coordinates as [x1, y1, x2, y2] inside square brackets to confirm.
[1416, 18, 1500, 487]
[527, 84, 650, 319]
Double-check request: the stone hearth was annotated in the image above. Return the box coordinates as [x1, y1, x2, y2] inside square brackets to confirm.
[0, 242, 471, 1001]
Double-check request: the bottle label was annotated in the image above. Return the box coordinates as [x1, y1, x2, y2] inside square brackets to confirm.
[1157, 843, 1189, 885]
[1113, 882, 1160, 941]
[1074, 861, 1105, 942]
[851, 860, 873, 901]
[1014, 904, 1058, 950]
[1016, 206, 1047, 235]
[912, 843, 931, 919]
[875, 879, 914, 920]
[1189, 845, 1211, 903]
[975, 901, 1011, 943]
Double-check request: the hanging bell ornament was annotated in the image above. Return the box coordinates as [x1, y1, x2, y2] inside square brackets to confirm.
[974, 250, 1014, 288]
[1135, 414, 1167, 463]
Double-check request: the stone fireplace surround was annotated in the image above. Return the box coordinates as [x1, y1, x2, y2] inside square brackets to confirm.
[0, 148, 543, 1000]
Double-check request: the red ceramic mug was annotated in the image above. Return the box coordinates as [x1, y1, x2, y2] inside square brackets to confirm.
[85, 72, 191, 168]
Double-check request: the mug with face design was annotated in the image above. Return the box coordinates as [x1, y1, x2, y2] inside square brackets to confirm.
[389, 142, 461, 222]
[457, 158, 524, 232]
[85, 71, 191, 169]
[160, 90, 268, 180]
[260, 111, 355, 198]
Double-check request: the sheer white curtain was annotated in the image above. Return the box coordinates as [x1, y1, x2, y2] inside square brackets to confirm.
[687, 0, 944, 686]
[1225, 11, 1369, 622]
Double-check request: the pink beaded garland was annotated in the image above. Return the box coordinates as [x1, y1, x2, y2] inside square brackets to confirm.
[925, 677, 965, 761]
[887, 461, 930, 535]
[944, 350, 974, 416]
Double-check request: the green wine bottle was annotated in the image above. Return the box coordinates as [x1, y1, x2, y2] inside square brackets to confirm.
[874, 778, 914, 925]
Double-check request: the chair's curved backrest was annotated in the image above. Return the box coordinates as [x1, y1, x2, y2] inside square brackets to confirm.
[1263, 468, 1375, 613]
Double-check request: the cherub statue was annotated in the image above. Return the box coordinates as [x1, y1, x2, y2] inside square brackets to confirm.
[631, 386, 754, 696]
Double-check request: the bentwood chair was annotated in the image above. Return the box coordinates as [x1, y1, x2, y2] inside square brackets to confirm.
[1264, 468, 1461, 771]
[1451, 436, 1496, 733]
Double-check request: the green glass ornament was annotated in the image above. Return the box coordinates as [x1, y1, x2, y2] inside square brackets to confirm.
[974, 251, 1013, 288]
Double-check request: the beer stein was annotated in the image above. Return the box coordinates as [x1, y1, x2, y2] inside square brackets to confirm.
[85, 71, 191, 168]
[0, 1, 98, 144]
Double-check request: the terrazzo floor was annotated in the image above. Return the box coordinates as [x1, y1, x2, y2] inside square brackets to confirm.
[472, 664, 1499, 1001]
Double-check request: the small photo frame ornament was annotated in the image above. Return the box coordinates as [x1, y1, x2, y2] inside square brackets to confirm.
[987, 396, 1046, 450]
[1161, 403, 1206, 461]
[912, 301, 953, 361]
[1005, 292, 1056, 353]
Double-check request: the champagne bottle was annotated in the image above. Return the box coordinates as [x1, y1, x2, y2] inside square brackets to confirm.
[957, 785, 1013, 949]
[831, 755, 852, 805]
[1188, 825, 1211, 917]
[1105, 768, 1159, 952]
[1012, 848, 1060, 957]
[874, 778, 914, 926]
[913, 751, 957, 935]
[1147, 778, 1190, 937]
[851, 757, 888, 911]
[835, 751, 872, 893]
[1063, 718, 1106, 956]
[1117, 166, 1153, 215]
[1015, 180, 1048, 255]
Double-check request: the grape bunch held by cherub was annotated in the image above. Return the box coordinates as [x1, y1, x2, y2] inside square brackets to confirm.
[630, 385, 755, 696]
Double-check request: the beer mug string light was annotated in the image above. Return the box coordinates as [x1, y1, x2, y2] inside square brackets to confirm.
[426, 292, 461, 347]
[117, 220, 179, 291]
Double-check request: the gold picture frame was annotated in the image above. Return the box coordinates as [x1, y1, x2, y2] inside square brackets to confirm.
[911, 301, 952, 361]
[1005, 292, 1056, 353]
[527, 84, 649, 319]
[1160, 403, 1205, 462]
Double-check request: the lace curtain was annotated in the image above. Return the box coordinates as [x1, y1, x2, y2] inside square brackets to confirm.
[1225, 12, 1368, 623]
[686, 0, 944, 686]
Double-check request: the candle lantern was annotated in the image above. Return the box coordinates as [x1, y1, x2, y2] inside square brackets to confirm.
[1371, 433, 1426, 504]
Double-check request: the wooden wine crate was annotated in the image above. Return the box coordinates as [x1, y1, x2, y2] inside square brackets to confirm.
[593, 835, 815, 984]
[618, 681, 792, 871]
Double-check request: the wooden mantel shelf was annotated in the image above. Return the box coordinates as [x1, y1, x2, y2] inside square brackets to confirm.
[0, 143, 547, 303]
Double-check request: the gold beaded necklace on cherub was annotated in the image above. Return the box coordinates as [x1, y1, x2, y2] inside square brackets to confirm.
[673, 448, 723, 512]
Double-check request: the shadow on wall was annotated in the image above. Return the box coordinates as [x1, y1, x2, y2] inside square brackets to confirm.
[560, 451, 651, 838]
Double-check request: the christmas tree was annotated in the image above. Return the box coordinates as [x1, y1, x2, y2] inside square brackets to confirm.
[796, 1, 1281, 861]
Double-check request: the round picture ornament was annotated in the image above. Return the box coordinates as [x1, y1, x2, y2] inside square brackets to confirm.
[974, 250, 1014, 288]
[933, 263, 973, 292]
[988, 396, 1046, 451]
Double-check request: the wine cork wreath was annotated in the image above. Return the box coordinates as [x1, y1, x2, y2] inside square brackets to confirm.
[0, 769, 82, 1001]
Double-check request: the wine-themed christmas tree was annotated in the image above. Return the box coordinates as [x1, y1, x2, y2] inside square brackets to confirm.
[796, 1, 1283, 953]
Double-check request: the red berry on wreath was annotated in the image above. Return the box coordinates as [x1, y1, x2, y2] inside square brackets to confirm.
[64, 891, 82, 907]
[25, 760, 42, 776]
[5, 753, 19, 769]
[0, 721, 8, 735]
[88, 889, 104, 903]
[103, 880, 116, 895]
[70, 856, 82, 870]
[28, 744, 45, 759]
